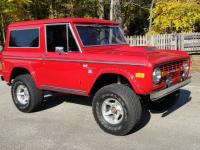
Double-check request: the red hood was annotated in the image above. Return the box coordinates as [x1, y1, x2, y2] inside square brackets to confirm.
[84, 45, 189, 65]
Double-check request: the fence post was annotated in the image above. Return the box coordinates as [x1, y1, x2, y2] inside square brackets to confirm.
[150, 35, 154, 46]
[174, 33, 177, 50]
[181, 33, 184, 50]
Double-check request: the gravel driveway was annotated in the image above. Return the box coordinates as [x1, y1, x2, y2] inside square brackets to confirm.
[0, 73, 199, 150]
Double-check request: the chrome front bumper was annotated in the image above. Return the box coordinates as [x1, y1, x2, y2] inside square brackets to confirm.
[150, 77, 191, 101]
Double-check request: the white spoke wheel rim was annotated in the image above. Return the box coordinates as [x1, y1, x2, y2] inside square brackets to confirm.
[16, 84, 30, 105]
[101, 98, 124, 125]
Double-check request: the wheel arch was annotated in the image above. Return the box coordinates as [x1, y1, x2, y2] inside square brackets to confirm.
[9, 67, 40, 88]
[88, 68, 141, 95]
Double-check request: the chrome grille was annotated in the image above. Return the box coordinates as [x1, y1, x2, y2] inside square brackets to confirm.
[159, 60, 183, 79]
[159, 60, 183, 72]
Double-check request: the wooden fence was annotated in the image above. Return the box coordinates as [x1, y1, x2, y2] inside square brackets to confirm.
[126, 33, 200, 53]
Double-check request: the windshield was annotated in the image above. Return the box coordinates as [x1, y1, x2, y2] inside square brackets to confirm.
[76, 25, 127, 46]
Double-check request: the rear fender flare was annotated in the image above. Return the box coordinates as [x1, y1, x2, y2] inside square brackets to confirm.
[9, 65, 40, 89]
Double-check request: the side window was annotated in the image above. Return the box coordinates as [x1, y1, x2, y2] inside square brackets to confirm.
[45, 24, 79, 53]
[9, 29, 39, 47]
[46, 25, 67, 52]
[68, 26, 79, 52]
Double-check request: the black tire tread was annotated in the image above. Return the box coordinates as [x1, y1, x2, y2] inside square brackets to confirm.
[11, 74, 43, 113]
[92, 83, 142, 135]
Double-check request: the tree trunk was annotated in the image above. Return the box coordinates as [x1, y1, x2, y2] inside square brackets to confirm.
[0, 13, 5, 44]
[49, 0, 54, 19]
[114, 0, 122, 24]
[97, 0, 104, 19]
[149, 0, 156, 32]
[110, 0, 122, 24]
[110, 0, 114, 20]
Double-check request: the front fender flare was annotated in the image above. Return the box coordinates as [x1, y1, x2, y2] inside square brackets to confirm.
[87, 67, 145, 95]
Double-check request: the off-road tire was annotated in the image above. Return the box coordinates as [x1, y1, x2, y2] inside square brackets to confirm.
[11, 74, 43, 113]
[92, 84, 142, 136]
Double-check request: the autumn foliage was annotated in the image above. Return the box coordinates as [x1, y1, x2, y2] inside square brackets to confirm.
[151, 0, 200, 33]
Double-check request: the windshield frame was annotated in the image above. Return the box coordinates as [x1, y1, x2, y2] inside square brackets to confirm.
[75, 24, 128, 47]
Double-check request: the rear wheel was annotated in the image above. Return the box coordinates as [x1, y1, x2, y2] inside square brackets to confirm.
[11, 74, 43, 113]
[92, 84, 142, 136]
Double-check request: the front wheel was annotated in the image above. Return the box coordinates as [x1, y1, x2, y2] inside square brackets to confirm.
[92, 84, 142, 136]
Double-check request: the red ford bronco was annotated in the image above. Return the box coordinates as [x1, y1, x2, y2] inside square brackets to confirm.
[0, 18, 191, 135]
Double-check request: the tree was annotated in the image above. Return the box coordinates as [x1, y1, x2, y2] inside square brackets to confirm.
[29, 0, 102, 19]
[120, 0, 151, 35]
[0, 0, 154, 43]
[97, 0, 104, 19]
[29, 0, 74, 19]
[151, 0, 200, 33]
[149, 0, 156, 32]
[110, 0, 122, 24]
[0, 0, 32, 43]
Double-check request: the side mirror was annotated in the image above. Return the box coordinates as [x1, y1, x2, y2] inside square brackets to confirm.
[55, 47, 65, 54]
[0, 45, 3, 53]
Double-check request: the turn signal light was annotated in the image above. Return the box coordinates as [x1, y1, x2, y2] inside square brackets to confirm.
[161, 71, 167, 77]
[135, 73, 145, 78]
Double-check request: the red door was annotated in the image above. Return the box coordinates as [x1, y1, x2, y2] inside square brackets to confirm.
[39, 24, 85, 95]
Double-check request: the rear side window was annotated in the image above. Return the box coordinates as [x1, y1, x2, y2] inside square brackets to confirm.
[9, 28, 39, 47]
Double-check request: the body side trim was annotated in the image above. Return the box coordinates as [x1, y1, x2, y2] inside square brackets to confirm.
[3, 56, 43, 61]
[3, 56, 145, 66]
[41, 85, 87, 95]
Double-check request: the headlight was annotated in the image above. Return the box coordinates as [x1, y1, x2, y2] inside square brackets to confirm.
[182, 60, 189, 80]
[183, 61, 189, 73]
[153, 67, 161, 84]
